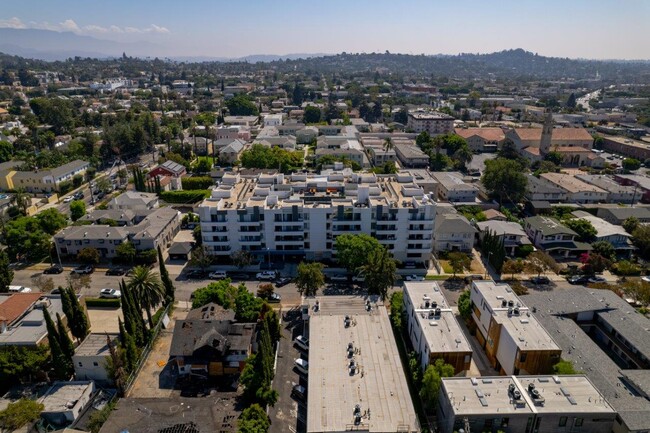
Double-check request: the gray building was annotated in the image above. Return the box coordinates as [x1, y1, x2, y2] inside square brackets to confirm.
[437, 375, 616, 433]
[576, 174, 638, 204]
[73, 333, 118, 383]
[394, 142, 429, 168]
[432, 172, 479, 203]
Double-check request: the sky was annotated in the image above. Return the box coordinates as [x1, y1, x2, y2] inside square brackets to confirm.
[0, 0, 649, 59]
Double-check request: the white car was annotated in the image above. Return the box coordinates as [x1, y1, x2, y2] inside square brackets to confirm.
[63, 196, 74, 203]
[209, 271, 228, 280]
[256, 271, 277, 280]
[100, 288, 121, 299]
[8, 285, 32, 293]
[405, 275, 424, 281]
[294, 358, 309, 375]
[642, 276, 650, 283]
[294, 335, 309, 351]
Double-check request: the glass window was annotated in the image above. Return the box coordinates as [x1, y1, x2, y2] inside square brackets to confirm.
[575, 418, 584, 427]
[559, 417, 567, 427]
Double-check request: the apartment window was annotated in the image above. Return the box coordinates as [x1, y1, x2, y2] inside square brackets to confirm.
[501, 418, 509, 428]
[574, 418, 584, 427]
[78, 362, 83, 367]
[519, 353, 528, 363]
[559, 417, 567, 427]
[93, 361, 99, 367]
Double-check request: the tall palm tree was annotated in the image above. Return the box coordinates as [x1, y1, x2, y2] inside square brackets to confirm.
[12, 187, 31, 215]
[359, 247, 396, 302]
[383, 137, 394, 152]
[128, 266, 164, 328]
[454, 146, 473, 170]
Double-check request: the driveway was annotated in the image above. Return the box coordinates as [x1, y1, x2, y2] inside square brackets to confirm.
[269, 307, 307, 433]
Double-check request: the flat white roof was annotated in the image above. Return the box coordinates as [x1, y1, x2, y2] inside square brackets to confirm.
[307, 296, 419, 433]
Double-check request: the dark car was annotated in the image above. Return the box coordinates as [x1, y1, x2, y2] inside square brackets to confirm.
[186, 270, 207, 280]
[106, 268, 126, 276]
[530, 276, 550, 285]
[43, 265, 63, 274]
[567, 274, 589, 285]
[275, 277, 292, 287]
[228, 272, 249, 281]
[71, 265, 94, 275]
[74, 192, 85, 200]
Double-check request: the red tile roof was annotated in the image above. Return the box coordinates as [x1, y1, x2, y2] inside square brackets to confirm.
[455, 128, 505, 141]
[0, 293, 43, 325]
[513, 127, 592, 142]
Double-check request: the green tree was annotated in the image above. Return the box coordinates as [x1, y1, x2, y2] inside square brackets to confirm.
[420, 358, 455, 405]
[623, 216, 640, 234]
[360, 247, 396, 301]
[106, 334, 127, 396]
[525, 251, 559, 277]
[553, 359, 578, 374]
[0, 141, 14, 163]
[0, 249, 14, 293]
[0, 346, 49, 389]
[118, 318, 138, 373]
[0, 399, 44, 431]
[447, 252, 471, 277]
[225, 94, 259, 116]
[189, 246, 213, 271]
[158, 246, 175, 305]
[592, 241, 616, 261]
[35, 208, 68, 234]
[334, 233, 382, 271]
[78, 247, 100, 264]
[128, 266, 164, 328]
[62, 286, 89, 342]
[70, 200, 86, 221]
[11, 188, 32, 215]
[482, 158, 528, 204]
[544, 151, 563, 166]
[457, 290, 472, 321]
[580, 253, 611, 275]
[56, 313, 75, 361]
[566, 93, 577, 109]
[238, 403, 270, 433]
[120, 279, 147, 347]
[631, 224, 650, 259]
[116, 241, 137, 265]
[389, 291, 404, 330]
[501, 259, 525, 280]
[564, 218, 597, 242]
[43, 308, 72, 379]
[303, 105, 322, 124]
[232, 250, 253, 269]
[295, 262, 325, 296]
[623, 158, 641, 171]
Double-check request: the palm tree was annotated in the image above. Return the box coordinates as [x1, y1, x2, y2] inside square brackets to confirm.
[12, 188, 31, 214]
[128, 266, 164, 328]
[454, 146, 473, 170]
[359, 247, 397, 301]
[383, 137, 394, 152]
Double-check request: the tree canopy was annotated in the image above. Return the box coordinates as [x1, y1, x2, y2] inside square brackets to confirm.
[295, 262, 325, 296]
[334, 233, 382, 271]
[240, 144, 304, 172]
[482, 158, 528, 204]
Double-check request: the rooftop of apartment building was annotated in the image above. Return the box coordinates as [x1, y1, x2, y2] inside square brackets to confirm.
[408, 111, 454, 120]
[522, 288, 650, 431]
[199, 171, 435, 211]
[74, 333, 119, 357]
[432, 172, 478, 192]
[306, 296, 418, 433]
[472, 281, 560, 352]
[442, 375, 615, 416]
[540, 172, 608, 194]
[575, 174, 637, 195]
[403, 282, 471, 354]
[571, 211, 631, 239]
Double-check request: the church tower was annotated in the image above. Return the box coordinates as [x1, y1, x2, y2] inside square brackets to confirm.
[540, 108, 553, 155]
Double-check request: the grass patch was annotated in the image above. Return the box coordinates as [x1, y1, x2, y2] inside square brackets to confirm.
[438, 260, 454, 274]
[85, 297, 121, 308]
[424, 275, 451, 280]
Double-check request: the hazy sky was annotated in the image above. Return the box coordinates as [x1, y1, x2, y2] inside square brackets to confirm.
[1, 0, 649, 59]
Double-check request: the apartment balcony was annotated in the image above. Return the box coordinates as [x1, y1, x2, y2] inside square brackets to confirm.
[238, 225, 262, 233]
[408, 235, 432, 241]
[274, 226, 303, 233]
[205, 239, 230, 246]
[239, 237, 263, 245]
[407, 245, 432, 253]
[375, 226, 397, 232]
[332, 225, 361, 233]
[409, 225, 433, 232]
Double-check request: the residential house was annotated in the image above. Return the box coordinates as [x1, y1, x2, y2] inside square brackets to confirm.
[523, 216, 591, 259]
[576, 174, 637, 203]
[525, 174, 568, 203]
[4, 160, 90, 193]
[219, 139, 246, 164]
[108, 191, 159, 211]
[394, 142, 429, 168]
[432, 172, 479, 202]
[470, 281, 562, 375]
[602, 135, 650, 161]
[403, 282, 472, 373]
[596, 206, 650, 225]
[224, 116, 258, 127]
[0, 293, 64, 346]
[40, 381, 95, 427]
[73, 333, 119, 383]
[571, 211, 635, 257]
[148, 160, 187, 179]
[613, 174, 650, 203]
[437, 375, 615, 433]
[476, 220, 531, 256]
[433, 207, 477, 253]
[169, 303, 255, 377]
[539, 172, 608, 204]
[454, 127, 506, 152]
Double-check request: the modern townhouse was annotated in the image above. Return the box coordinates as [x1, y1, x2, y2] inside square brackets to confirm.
[538, 172, 608, 204]
[403, 281, 472, 373]
[523, 216, 591, 259]
[470, 281, 562, 375]
[197, 171, 436, 265]
[437, 375, 616, 433]
[432, 171, 479, 203]
[476, 220, 531, 256]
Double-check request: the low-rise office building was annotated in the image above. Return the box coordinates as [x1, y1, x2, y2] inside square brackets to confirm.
[403, 282, 472, 373]
[437, 375, 616, 433]
[306, 296, 419, 433]
[470, 281, 561, 375]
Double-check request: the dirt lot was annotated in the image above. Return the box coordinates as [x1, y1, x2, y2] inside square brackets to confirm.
[127, 302, 190, 398]
[86, 307, 122, 333]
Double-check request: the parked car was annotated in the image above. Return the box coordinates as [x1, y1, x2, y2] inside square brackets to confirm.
[275, 276, 293, 287]
[256, 271, 277, 280]
[100, 288, 121, 299]
[294, 358, 309, 375]
[106, 268, 126, 276]
[588, 276, 607, 284]
[530, 276, 550, 285]
[74, 192, 84, 200]
[294, 335, 309, 351]
[642, 276, 650, 283]
[405, 275, 424, 281]
[71, 265, 94, 275]
[266, 292, 281, 303]
[291, 384, 307, 401]
[186, 270, 207, 280]
[43, 265, 63, 274]
[63, 196, 74, 203]
[208, 271, 228, 280]
[567, 274, 590, 285]
[228, 272, 250, 281]
[329, 274, 348, 282]
[8, 285, 32, 293]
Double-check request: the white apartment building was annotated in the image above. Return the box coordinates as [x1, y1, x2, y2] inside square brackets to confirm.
[406, 111, 454, 136]
[197, 171, 436, 265]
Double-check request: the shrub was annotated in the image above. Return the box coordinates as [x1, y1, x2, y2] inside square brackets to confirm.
[0, 398, 44, 430]
[159, 190, 210, 204]
[135, 249, 158, 265]
[181, 176, 214, 190]
[77, 247, 100, 264]
[85, 297, 121, 308]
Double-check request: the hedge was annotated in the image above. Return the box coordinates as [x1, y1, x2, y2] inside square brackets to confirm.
[181, 177, 214, 190]
[85, 297, 121, 308]
[159, 190, 210, 204]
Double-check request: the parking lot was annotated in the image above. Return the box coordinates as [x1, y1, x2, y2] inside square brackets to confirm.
[269, 307, 307, 433]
